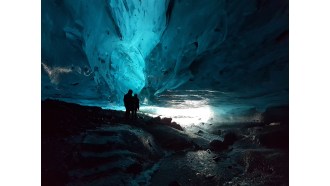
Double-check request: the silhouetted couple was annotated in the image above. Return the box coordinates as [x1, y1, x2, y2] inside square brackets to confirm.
[124, 89, 140, 120]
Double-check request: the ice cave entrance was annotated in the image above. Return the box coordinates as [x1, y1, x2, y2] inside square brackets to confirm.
[141, 104, 214, 127]
[150, 90, 215, 126]
[60, 89, 263, 127]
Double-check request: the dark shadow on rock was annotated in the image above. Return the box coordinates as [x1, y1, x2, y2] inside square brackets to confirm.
[209, 132, 238, 152]
[125, 162, 143, 175]
[168, 180, 181, 186]
[147, 117, 183, 131]
[147, 126, 194, 151]
[209, 140, 227, 151]
[262, 105, 289, 124]
[223, 132, 238, 146]
[258, 126, 289, 150]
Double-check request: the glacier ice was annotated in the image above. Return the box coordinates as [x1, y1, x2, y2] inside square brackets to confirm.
[42, 0, 288, 107]
[42, 0, 168, 102]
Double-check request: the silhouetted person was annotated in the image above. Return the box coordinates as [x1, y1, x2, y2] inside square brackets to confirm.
[132, 94, 140, 120]
[124, 89, 133, 120]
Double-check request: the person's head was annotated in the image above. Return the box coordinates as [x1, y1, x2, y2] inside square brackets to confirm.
[128, 89, 133, 94]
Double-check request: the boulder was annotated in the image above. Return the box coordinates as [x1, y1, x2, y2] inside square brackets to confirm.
[161, 117, 172, 124]
[209, 140, 228, 151]
[169, 122, 183, 131]
[223, 132, 237, 146]
[210, 132, 238, 151]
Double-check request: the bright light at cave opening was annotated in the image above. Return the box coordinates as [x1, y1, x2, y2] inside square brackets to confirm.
[140, 105, 214, 127]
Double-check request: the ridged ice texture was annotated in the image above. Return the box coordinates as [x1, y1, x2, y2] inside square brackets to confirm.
[42, 0, 288, 106]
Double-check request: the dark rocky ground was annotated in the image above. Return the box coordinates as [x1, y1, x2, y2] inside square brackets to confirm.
[42, 99, 288, 186]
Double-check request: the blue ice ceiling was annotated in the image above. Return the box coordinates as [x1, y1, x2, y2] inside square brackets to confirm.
[42, 0, 288, 106]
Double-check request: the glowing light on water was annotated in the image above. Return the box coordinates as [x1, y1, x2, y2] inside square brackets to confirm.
[86, 89, 264, 127]
[140, 105, 214, 127]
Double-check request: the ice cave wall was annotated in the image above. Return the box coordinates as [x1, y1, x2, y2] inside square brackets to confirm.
[42, 0, 288, 106]
[42, 0, 168, 102]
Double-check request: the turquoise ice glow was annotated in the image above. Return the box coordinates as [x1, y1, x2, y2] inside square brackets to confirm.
[42, 0, 288, 107]
[109, 44, 145, 96]
[81, 0, 167, 101]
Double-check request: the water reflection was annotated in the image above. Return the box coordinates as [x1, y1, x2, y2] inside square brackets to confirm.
[66, 89, 279, 126]
[140, 90, 265, 126]
[140, 105, 213, 126]
[140, 90, 220, 126]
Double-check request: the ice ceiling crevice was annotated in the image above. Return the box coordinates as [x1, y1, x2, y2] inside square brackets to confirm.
[42, 0, 288, 106]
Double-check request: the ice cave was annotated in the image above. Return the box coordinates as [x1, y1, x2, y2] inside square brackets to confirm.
[42, 0, 289, 185]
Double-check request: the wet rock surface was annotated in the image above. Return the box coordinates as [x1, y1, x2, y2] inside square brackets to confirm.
[42, 99, 288, 186]
[42, 99, 193, 185]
